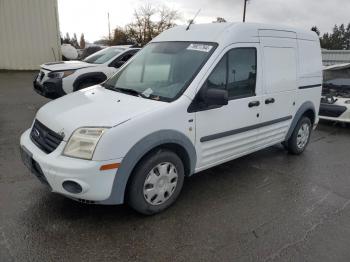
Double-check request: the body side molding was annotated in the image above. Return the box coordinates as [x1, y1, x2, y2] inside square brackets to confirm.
[298, 84, 322, 89]
[201, 116, 292, 142]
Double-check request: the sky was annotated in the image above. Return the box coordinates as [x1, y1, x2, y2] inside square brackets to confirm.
[58, 0, 350, 43]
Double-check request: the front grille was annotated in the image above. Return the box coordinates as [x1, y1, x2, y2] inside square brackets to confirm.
[30, 120, 63, 154]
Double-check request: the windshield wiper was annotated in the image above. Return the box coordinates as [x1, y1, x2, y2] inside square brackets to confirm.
[103, 84, 147, 98]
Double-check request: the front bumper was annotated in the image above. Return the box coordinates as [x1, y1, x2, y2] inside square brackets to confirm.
[20, 129, 122, 203]
[33, 75, 66, 99]
[319, 103, 350, 123]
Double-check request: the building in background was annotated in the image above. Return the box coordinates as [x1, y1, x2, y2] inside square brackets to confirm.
[322, 49, 350, 66]
[0, 0, 61, 70]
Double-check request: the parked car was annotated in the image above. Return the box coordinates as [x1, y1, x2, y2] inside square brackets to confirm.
[319, 63, 350, 123]
[20, 23, 322, 214]
[79, 45, 104, 59]
[33, 46, 140, 98]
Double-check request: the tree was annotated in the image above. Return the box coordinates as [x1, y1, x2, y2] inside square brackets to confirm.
[311, 26, 320, 36]
[110, 27, 131, 45]
[156, 6, 179, 33]
[345, 23, 350, 49]
[70, 33, 79, 48]
[93, 38, 111, 46]
[63, 32, 71, 44]
[126, 4, 179, 45]
[213, 17, 227, 23]
[80, 33, 86, 49]
[315, 23, 350, 50]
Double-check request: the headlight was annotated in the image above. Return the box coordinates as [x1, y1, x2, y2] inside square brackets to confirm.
[48, 70, 75, 79]
[63, 127, 108, 160]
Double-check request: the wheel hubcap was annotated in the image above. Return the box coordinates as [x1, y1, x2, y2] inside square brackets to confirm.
[143, 162, 178, 205]
[296, 123, 310, 149]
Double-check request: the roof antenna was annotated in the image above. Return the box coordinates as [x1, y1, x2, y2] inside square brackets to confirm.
[186, 9, 201, 31]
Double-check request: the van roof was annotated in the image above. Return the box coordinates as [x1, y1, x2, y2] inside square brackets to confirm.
[152, 22, 318, 44]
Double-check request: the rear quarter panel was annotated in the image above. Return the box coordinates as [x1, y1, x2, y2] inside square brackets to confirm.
[295, 37, 323, 122]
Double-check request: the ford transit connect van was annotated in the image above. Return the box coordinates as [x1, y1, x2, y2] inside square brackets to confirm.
[20, 23, 322, 214]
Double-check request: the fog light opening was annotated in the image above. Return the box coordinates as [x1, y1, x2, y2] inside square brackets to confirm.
[62, 180, 83, 194]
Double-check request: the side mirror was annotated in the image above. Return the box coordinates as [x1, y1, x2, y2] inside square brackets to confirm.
[113, 60, 125, 68]
[204, 88, 228, 106]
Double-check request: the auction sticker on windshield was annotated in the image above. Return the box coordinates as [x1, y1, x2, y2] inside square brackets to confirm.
[187, 43, 213, 52]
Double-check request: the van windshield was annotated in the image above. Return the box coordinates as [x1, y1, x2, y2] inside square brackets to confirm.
[84, 47, 123, 64]
[103, 42, 216, 101]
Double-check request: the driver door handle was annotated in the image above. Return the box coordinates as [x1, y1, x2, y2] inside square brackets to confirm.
[265, 98, 275, 104]
[248, 101, 260, 108]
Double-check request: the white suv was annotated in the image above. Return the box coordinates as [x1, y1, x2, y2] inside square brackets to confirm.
[20, 23, 322, 214]
[33, 46, 140, 98]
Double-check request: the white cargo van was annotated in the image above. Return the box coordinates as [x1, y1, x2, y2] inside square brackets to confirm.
[20, 23, 322, 214]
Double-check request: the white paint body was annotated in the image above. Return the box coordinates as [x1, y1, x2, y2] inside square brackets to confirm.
[20, 23, 322, 203]
[319, 97, 350, 123]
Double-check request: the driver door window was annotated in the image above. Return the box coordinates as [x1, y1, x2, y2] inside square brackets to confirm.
[204, 47, 257, 99]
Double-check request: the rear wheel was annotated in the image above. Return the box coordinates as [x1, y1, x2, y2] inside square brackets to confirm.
[285, 117, 312, 155]
[127, 150, 184, 215]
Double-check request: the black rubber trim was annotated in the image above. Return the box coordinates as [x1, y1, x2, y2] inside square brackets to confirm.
[62, 181, 83, 194]
[33, 77, 65, 99]
[298, 84, 322, 89]
[200, 115, 292, 142]
[319, 103, 347, 117]
[73, 72, 107, 91]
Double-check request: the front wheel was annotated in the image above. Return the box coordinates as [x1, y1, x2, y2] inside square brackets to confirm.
[285, 117, 312, 155]
[127, 150, 185, 215]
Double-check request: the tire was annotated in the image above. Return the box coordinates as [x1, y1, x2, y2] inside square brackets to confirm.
[127, 150, 185, 215]
[285, 116, 312, 155]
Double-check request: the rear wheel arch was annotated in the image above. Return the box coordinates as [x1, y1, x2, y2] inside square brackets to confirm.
[302, 109, 316, 125]
[285, 101, 316, 141]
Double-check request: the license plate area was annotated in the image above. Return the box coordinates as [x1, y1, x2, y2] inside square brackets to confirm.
[20, 146, 33, 171]
[20, 146, 51, 187]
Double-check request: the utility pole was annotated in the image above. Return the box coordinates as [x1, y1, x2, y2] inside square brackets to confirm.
[243, 0, 248, 22]
[108, 12, 111, 42]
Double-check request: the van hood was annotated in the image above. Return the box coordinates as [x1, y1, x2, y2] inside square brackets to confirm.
[41, 61, 96, 71]
[35, 85, 165, 140]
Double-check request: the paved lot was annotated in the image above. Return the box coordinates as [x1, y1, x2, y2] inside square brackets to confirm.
[1, 71, 350, 262]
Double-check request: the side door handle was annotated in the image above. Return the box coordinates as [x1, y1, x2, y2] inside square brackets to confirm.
[248, 101, 260, 108]
[265, 98, 275, 104]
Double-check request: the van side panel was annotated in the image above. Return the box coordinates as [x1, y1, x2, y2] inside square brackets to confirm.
[257, 32, 298, 148]
[295, 38, 322, 125]
[262, 47, 297, 93]
[297, 39, 323, 79]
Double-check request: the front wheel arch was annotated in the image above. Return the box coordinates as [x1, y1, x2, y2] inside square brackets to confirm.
[72, 72, 107, 91]
[100, 130, 197, 205]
